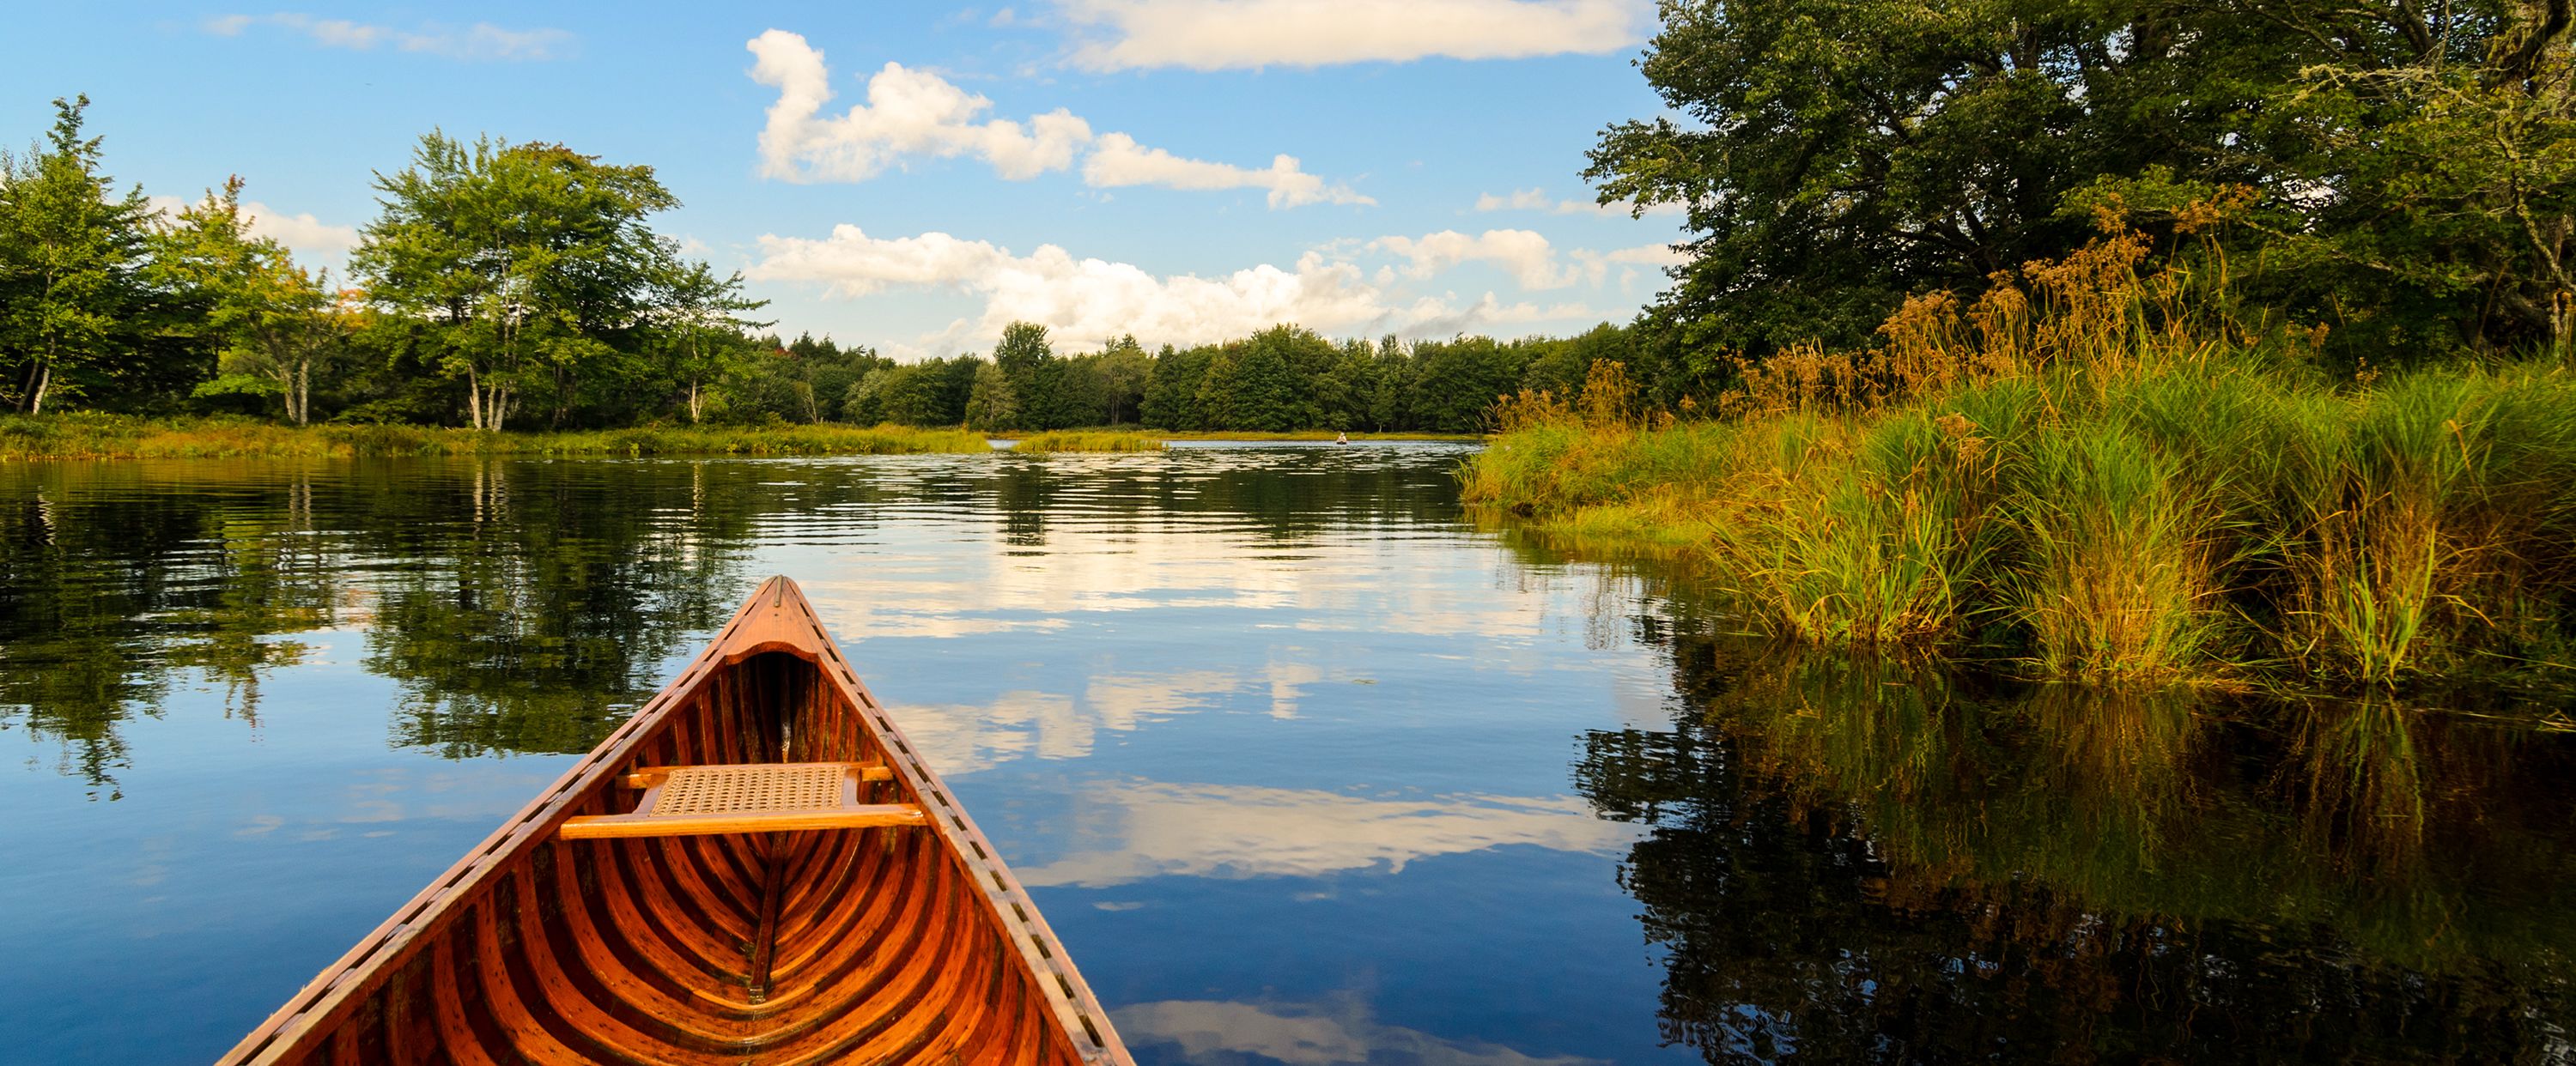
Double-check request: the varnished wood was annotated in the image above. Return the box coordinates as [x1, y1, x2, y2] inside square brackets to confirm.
[219, 576, 1134, 1066]
[557, 803, 928, 839]
[617, 762, 894, 790]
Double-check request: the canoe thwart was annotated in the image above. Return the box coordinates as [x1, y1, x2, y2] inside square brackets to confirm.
[616, 760, 892, 790]
[563, 760, 924, 839]
[557, 803, 927, 839]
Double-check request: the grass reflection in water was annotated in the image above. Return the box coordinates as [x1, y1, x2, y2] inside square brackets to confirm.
[1578, 621, 2576, 1062]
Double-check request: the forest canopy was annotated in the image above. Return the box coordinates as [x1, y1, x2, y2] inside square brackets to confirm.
[15, 0, 2564, 433]
[0, 99, 1626, 433]
[1590, 0, 2576, 373]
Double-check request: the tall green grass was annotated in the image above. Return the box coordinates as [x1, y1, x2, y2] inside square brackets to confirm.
[1467, 232, 2576, 687]
[1008, 430, 1167, 452]
[0, 413, 991, 461]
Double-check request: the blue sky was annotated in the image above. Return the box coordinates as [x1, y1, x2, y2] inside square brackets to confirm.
[2, 2, 1685, 357]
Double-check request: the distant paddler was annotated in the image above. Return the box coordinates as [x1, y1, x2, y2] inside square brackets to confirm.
[1335, 432, 1349, 445]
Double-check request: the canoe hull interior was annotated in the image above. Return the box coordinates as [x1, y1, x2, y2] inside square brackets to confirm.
[222, 579, 1129, 1065]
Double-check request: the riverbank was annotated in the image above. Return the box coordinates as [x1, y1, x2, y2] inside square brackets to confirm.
[0, 415, 1485, 461]
[1465, 237, 2576, 689]
[0, 414, 992, 460]
[1008, 430, 1166, 452]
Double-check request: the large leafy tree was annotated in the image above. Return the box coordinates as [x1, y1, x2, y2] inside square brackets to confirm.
[2242, 3, 2576, 357]
[1197, 326, 1328, 432]
[0, 95, 161, 413]
[1082, 335, 1153, 425]
[991, 321, 1070, 427]
[861, 357, 975, 426]
[154, 177, 346, 424]
[352, 133, 681, 430]
[963, 359, 1018, 431]
[1141, 344, 1215, 429]
[1592, 0, 2576, 360]
[655, 262, 769, 425]
[1408, 335, 1528, 433]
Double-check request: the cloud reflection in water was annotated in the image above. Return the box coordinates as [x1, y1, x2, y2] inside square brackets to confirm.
[1018, 778, 1638, 887]
[1115, 998, 1607, 1066]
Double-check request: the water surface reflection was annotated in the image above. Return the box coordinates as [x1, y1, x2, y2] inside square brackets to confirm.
[1574, 617, 2576, 1061]
[0, 449, 2568, 1063]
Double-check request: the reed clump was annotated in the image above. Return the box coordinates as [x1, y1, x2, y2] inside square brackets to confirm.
[1007, 430, 1168, 452]
[1467, 227, 2576, 687]
[0, 414, 992, 461]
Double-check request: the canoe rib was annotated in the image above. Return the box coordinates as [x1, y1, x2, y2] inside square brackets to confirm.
[219, 576, 1133, 1065]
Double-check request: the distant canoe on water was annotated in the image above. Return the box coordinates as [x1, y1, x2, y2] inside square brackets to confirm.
[221, 577, 1133, 1065]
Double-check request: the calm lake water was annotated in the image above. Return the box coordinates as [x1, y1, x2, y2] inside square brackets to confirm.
[2, 445, 2570, 1064]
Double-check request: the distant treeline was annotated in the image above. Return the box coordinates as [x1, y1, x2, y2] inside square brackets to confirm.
[0, 95, 1639, 434]
[816, 320, 1637, 434]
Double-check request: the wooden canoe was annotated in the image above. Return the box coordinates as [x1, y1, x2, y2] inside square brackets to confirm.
[220, 576, 1134, 1065]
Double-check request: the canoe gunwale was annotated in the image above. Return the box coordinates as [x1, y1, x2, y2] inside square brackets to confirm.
[216, 576, 1133, 1065]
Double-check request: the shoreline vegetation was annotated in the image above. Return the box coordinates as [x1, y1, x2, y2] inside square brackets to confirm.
[0, 414, 991, 460]
[0, 100, 1618, 444]
[1006, 431, 1165, 453]
[1464, 230, 2576, 693]
[0, 414, 1473, 461]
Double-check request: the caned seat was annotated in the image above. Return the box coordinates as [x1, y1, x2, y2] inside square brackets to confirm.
[558, 761, 926, 839]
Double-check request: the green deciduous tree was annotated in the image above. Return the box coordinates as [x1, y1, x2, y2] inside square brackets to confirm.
[1315, 337, 1382, 430]
[1141, 344, 1213, 429]
[963, 359, 1018, 431]
[1409, 335, 1528, 433]
[1087, 335, 1152, 425]
[658, 262, 769, 424]
[993, 321, 1050, 385]
[1590, 0, 2576, 363]
[352, 132, 681, 430]
[874, 361, 950, 426]
[154, 178, 349, 424]
[0, 95, 161, 413]
[1198, 325, 1330, 431]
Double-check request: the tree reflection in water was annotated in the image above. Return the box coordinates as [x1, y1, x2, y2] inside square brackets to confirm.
[0, 449, 1472, 785]
[363, 459, 746, 757]
[0, 459, 751, 784]
[1578, 616, 2576, 1061]
[0, 463, 347, 795]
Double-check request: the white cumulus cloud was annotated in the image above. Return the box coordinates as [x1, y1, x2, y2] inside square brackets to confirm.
[244, 203, 361, 261]
[1059, 0, 1648, 70]
[1474, 186, 1683, 217]
[1569, 240, 1687, 285]
[1083, 132, 1370, 208]
[749, 224, 1583, 350]
[748, 30, 1091, 182]
[203, 14, 570, 61]
[148, 195, 360, 269]
[1371, 228, 1571, 289]
[746, 30, 1366, 208]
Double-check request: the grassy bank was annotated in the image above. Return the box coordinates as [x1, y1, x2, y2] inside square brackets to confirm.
[1008, 430, 1167, 452]
[1466, 234, 2576, 687]
[0, 415, 1479, 462]
[0, 414, 992, 461]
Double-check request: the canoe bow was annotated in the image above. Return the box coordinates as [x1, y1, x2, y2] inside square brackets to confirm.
[218, 575, 1133, 1065]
